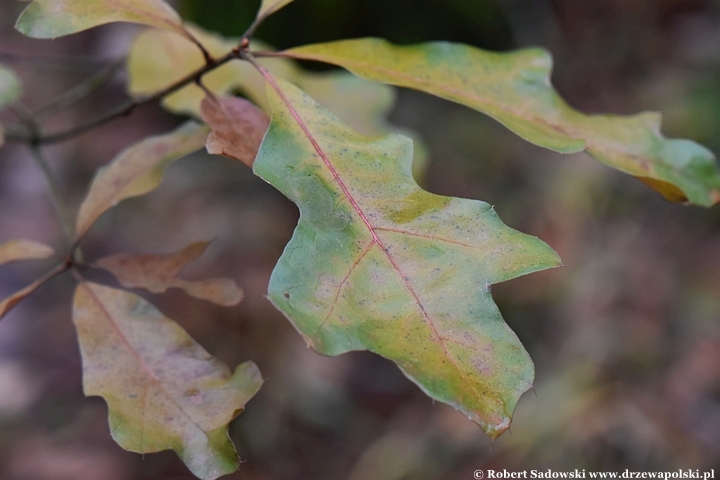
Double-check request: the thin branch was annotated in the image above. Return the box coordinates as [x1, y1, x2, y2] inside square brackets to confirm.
[10, 104, 76, 246]
[0, 51, 114, 75]
[4, 50, 241, 145]
[33, 58, 126, 120]
[29, 145, 76, 245]
[183, 29, 215, 67]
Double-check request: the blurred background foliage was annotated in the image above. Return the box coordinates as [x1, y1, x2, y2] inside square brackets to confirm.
[1, 0, 720, 478]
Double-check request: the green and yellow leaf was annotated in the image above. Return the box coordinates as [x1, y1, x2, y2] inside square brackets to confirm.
[254, 77, 560, 438]
[72, 281, 262, 480]
[75, 121, 209, 239]
[0, 64, 21, 107]
[95, 242, 243, 306]
[285, 39, 720, 206]
[15, 0, 189, 39]
[0, 64, 22, 147]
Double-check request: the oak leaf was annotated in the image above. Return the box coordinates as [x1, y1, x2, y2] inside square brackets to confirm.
[254, 77, 560, 438]
[15, 0, 190, 39]
[95, 242, 243, 306]
[72, 281, 262, 479]
[285, 39, 720, 206]
[200, 95, 269, 167]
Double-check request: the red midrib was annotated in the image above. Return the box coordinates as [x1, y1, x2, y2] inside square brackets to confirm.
[262, 71, 466, 377]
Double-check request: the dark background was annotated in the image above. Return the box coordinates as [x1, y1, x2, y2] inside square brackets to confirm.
[1, 0, 720, 478]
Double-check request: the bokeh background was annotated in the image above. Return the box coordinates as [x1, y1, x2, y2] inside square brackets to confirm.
[1, 0, 720, 478]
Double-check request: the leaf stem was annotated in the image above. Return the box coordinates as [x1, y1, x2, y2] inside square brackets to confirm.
[10, 104, 76, 245]
[29, 146, 76, 246]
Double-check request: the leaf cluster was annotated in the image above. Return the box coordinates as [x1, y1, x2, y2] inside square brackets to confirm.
[0, 0, 718, 478]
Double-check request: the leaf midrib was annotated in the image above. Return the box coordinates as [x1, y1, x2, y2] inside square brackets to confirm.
[263, 73, 471, 383]
[78, 282, 212, 450]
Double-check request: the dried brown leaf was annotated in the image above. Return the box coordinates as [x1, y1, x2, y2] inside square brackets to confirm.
[0, 239, 55, 266]
[0, 264, 65, 320]
[95, 242, 243, 306]
[0, 280, 44, 320]
[200, 95, 269, 167]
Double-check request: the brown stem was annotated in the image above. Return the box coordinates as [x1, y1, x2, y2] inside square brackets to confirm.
[4, 50, 241, 146]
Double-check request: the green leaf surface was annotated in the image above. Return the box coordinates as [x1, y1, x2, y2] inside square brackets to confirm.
[0, 64, 22, 147]
[95, 242, 244, 306]
[0, 64, 21, 107]
[75, 121, 209, 239]
[15, 0, 188, 39]
[72, 281, 263, 480]
[254, 77, 560, 438]
[285, 38, 720, 206]
[0, 239, 55, 266]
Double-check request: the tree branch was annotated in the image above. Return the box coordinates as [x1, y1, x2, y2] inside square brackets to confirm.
[4, 50, 241, 146]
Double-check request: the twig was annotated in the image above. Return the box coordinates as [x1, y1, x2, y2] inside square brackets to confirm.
[33, 58, 126, 120]
[10, 104, 76, 245]
[4, 50, 240, 145]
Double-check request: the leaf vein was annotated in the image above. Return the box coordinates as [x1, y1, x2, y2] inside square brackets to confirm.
[262, 71, 469, 382]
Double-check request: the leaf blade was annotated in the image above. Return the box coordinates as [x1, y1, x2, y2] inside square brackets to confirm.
[0, 64, 21, 107]
[15, 0, 187, 39]
[285, 38, 720, 206]
[0, 239, 55, 266]
[201, 94, 269, 167]
[95, 242, 244, 306]
[257, 0, 294, 20]
[254, 77, 560, 437]
[75, 121, 209, 239]
[72, 281, 262, 480]
[1, 277, 47, 320]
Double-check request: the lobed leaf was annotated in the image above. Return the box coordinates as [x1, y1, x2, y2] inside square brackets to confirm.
[75, 121, 209, 239]
[254, 77, 560, 438]
[285, 39, 720, 206]
[72, 281, 262, 480]
[95, 242, 243, 306]
[15, 0, 189, 39]
[0, 239, 55, 266]
[200, 94, 269, 167]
